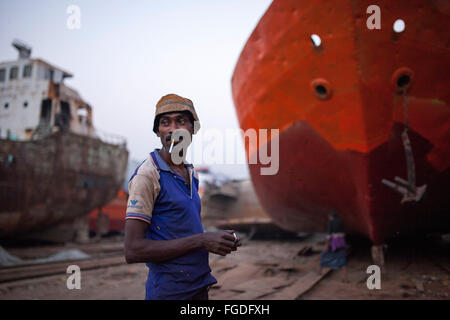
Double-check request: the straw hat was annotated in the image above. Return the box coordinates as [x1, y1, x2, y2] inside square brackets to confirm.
[152, 94, 200, 134]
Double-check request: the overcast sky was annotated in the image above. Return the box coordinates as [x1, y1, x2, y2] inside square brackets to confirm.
[0, 0, 273, 179]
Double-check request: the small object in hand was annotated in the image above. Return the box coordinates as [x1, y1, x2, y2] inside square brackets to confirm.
[233, 232, 237, 242]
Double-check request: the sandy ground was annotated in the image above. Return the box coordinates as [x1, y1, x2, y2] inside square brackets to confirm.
[0, 234, 448, 300]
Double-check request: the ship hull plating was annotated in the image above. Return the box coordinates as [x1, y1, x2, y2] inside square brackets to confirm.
[0, 131, 128, 238]
[248, 121, 450, 244]
[232, 0, 450, 243]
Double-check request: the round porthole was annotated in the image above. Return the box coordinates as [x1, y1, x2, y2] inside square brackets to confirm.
[393, 19, 406, 33]
[311, 78, 332, 100]
[311, 34, 322, 48]
[392, 67, 414, 91]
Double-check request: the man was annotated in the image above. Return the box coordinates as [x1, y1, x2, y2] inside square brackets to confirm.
[124, 93, 240, 300]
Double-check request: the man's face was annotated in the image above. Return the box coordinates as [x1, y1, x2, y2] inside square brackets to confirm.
[156, 112, 193, 148]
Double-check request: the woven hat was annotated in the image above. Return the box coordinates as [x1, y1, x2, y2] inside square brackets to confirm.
[153, 94, 200, 134]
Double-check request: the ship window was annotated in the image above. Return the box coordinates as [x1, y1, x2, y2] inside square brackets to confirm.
[9, 66, 19, 80]
[315, 85, 327, 96]
[0, 68, 5, 82]
[40, 99, 52, 122]
[311, 34, 322, 47]
[23, 64, 32, 78]
[4, 102, 9, 109]
[48, 69, 54, 81]
[311, 78, 332, 100]
[23, 101, 28, 108]
[397, 75, 410, 88]
[41, 67, 53, 80]
[56, 101, 71, 131]
[393, 19, 405, 33]
[61, 101, 71, 118]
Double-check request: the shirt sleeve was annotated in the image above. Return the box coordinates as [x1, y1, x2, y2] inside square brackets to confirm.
[125, 174, 159, 224]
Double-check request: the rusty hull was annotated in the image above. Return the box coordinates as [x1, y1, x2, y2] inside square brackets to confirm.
[0, 131, 128, 238]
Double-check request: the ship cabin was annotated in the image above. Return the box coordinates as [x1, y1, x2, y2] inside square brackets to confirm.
[0, 40, 94, 141]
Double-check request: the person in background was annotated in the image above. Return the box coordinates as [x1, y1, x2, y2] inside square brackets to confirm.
[318, 210, 349, 282]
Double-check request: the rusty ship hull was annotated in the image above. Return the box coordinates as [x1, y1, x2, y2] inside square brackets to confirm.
[0, 131, 128, 239]
[231, 0, 450, 244]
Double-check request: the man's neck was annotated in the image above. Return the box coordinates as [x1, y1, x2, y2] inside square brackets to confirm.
[158, 148, 185, 170]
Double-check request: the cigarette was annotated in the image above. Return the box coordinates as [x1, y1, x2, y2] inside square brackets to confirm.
[233, 232, 237, 242]
[169, 139, 175, 153]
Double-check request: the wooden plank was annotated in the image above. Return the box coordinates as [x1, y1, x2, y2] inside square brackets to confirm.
[0, 272, 68, 290]
[232, 276, 294, 299]
[266, 268, 332, 300]
[213, 263, 264, 291]
[6, 242, 124, 260]
[0, 256, 125, 283]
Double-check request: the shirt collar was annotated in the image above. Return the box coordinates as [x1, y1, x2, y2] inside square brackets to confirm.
[152, 149, 193, 173]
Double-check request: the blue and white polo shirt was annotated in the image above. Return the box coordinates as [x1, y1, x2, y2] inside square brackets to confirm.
[125, 149, 217, 300]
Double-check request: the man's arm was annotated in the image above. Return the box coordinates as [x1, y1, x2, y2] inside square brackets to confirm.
[124, 219, 240, 263]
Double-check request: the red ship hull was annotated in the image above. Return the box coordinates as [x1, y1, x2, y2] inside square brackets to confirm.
[231, 0, 450, 244]
[89, 189, 128, 234]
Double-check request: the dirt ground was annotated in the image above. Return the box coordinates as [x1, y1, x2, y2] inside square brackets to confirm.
[0, 233, 449, 300]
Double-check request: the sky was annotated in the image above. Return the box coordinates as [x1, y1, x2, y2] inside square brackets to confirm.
[0, 0, 273, 179]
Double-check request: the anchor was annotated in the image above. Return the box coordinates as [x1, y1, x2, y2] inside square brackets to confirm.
[382, 88, 427, 203]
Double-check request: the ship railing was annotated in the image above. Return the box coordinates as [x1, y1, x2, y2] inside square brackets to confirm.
[93, 128, 127, 148]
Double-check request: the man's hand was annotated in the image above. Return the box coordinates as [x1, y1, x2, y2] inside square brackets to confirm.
[200, 230, 241, 256]
[125, 220, 242, 263]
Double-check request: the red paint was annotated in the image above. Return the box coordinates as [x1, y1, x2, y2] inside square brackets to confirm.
[89, 189, 128, 233]
[231, 0, 450, 243]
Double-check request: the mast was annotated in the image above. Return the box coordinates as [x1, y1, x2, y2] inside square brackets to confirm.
[12, 39, 32, 59]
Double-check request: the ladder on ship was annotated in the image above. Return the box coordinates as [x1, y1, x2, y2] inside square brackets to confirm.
[30, 121, 51, 140]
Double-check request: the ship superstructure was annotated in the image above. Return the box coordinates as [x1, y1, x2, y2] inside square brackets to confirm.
[0, 40, 128, 241]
